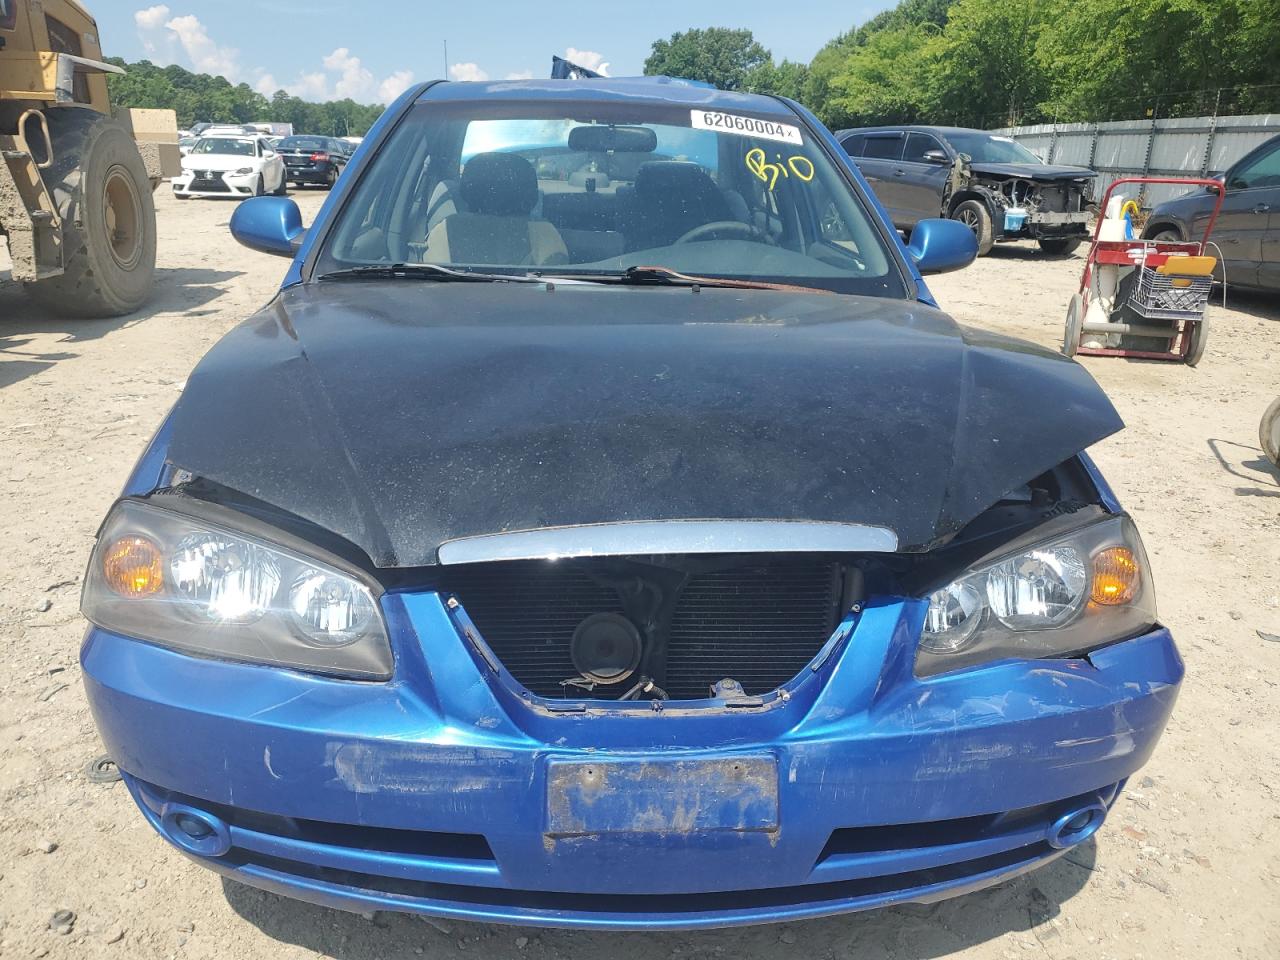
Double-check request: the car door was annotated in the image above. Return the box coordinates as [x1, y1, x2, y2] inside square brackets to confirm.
[854, 133, 908, 225]
[1198, 139, 1280, 288]
[895, 132, 953, 226]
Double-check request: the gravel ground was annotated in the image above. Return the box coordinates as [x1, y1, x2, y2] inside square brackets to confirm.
[1, 189, 1277, 959]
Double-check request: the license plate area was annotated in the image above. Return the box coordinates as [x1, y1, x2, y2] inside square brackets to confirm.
[545, 755, 778, 837]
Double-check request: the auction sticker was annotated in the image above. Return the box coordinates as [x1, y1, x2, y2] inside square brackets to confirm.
[691, 110, 803, 144]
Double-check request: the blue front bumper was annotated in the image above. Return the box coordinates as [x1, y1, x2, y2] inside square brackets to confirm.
[82, 593, 1182, 930]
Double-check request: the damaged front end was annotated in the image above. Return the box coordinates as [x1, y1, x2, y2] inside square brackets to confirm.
[77, 285, 1180, 929]
[948, 155, 1095, 246]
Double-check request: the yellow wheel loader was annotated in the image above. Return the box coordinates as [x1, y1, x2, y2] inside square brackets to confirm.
[1, 0, 179, 317]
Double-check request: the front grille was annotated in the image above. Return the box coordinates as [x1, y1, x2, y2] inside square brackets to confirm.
[189, 176, 229, 193]
[445, 555, 843, 701]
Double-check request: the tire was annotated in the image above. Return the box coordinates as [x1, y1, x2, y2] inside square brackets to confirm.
[951, 200, 994, 256]
[253, 175, 265, 198]
[23, 108, 157, 318]
[1260, 396, 1280, 468]
[1144, 226, 1183, 243]
[174, 192, 190, 201]
[1184, 316, 1208, 366]
[272, 173, 287, 196]
[1038, 237, 1084, 257]
[1063, 293, 1084, 357]
[325, 167, 337, 190]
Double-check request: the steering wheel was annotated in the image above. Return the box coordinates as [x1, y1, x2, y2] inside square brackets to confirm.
[675, 220, 769, 245]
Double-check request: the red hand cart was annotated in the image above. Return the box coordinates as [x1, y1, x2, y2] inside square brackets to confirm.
[1063, 177, 1225, 365]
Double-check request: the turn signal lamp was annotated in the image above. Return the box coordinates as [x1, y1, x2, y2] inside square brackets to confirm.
[102, 536, 164, 598]
[1090, 546, 1139, 606]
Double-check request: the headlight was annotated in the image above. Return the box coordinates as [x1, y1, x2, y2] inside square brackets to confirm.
[234, 167, 253, 175]
[82, 500, 392, 679]
[916, 515, 1156, 676]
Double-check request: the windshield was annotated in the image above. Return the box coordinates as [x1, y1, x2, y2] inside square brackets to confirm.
[317, 101, 904, 297]
[944, 133, 1042, 165]
[192, 138, 255, 157]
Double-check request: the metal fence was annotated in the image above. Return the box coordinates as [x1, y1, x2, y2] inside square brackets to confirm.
[993, 114, 1280, 207]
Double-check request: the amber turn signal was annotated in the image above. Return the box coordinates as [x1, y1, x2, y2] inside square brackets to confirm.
[1090, 546, 1139, 605]
[102, 536, 164, 597]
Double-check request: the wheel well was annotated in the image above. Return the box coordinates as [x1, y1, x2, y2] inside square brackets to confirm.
[947, 190, 997, 218]
[1142, 219, 1184, 241]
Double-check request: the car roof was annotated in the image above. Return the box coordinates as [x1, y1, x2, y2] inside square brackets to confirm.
[834, 125, 992, 139]
[419, 78, 796, 118]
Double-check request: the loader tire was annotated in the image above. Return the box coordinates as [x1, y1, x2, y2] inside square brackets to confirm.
[24, 108, 157, 318]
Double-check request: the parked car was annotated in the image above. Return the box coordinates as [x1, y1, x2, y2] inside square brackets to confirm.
[1143, 133, 1280, 291]
[274, 134, 352, 189]
[81, 78, 1180, 930]
[836, 125, 1096, 256]
[177, 136, 197, 157]
[172, 135, 286, 199]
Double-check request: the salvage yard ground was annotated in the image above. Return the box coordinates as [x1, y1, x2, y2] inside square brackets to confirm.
[1, 190, 1277, 959]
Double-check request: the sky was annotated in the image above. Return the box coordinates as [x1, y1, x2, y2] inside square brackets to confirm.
[101, 1, 896, 104]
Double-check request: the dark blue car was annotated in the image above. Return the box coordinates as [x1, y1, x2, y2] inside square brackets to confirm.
[80, 78, 1181, 930]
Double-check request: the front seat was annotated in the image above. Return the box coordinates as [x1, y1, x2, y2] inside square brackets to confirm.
[422, 152, 568, 266]
[623, 161, 734, 251]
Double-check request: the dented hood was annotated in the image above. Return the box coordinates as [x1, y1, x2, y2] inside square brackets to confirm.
[165, 282, 1122, 567]
[968, 162, 1095, 182]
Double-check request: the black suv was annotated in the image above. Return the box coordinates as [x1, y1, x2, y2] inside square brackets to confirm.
[1143, 133, 1280, 292]
[836, 125, 1095, 256]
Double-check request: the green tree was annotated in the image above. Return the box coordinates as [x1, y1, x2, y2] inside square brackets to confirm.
[930, 0, 1051, 127]
[744, 59, 811, 101]
[824, 23, 943, 128]
[644, 28, 771, 91]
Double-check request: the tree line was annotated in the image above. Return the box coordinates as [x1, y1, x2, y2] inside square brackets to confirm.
[644, 0, 1280, 130]
[105, 59, 386, 136]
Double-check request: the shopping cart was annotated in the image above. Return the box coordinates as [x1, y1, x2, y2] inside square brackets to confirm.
[1063, 177, 1224, 365]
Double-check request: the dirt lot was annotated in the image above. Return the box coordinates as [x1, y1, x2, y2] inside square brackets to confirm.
[1, 189, 1277, 960]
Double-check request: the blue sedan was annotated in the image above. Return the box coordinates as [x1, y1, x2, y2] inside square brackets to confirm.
[80, 77, 1181, 930]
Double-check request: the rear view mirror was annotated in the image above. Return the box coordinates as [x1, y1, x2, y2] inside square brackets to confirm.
[568, 125, 657, 153]
[230, 196, 306, 258]
[907, 218, 978, 275]
[923, 149, 949, 164]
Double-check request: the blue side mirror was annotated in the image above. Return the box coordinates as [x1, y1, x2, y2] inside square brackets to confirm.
[230, 197, 306, 258]
[907, 218, 978, 275]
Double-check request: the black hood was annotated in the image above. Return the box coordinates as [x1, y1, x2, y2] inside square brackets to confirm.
[165, 282, 1122, 567]
[969, 162, 1095, 182]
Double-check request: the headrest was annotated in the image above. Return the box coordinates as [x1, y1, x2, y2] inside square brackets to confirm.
[634, 161, 718, 199]
[461, 152, 538, 216]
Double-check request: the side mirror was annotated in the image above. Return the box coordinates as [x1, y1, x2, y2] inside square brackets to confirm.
[907, 218, 978, 275]
[923, 149, 949, 164]
[230, 196, 306, 258]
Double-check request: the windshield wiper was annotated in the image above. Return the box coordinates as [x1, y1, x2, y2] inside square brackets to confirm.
[319, 263, 542, 283]
[541, 265, 831, 294]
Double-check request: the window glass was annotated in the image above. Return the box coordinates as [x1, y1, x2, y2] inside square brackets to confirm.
[862, 136, 904, 161]
[191, 138, 255, 157]
[903, 133, 944, 164]
[317, 101, 907, 298]
[1230, 143, 1280, 190]
[840, 135, 865, 158]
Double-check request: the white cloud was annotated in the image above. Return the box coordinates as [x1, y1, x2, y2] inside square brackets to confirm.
[323, 47, 375, 99]
[254, 73, 279, 97]
[565, 47, 610, 76]
[449, 62, 489, 82]
[134, 4, 170, 30]
[378, 70, 417, 103]
[164, 14, 240, 79]
[505, 69, 534, 81]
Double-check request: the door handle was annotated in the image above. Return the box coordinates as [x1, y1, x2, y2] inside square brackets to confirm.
[1254, 203, 1271, 214]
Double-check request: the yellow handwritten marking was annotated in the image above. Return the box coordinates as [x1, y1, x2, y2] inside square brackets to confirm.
[746, 148, 815, 191]
[788, 155, 815, 182]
